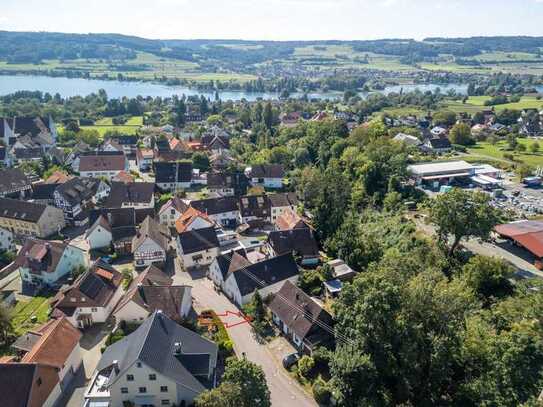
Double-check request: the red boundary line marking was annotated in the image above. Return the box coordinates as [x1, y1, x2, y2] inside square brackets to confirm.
[215, 310, 252, 328]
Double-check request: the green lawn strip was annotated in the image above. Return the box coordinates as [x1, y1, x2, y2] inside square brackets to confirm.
[11, 297, 50, 336]
[467, 140, 543, 168]
[80, 125, 139, 136]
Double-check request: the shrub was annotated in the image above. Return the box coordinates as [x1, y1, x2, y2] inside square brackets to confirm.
[298, 355, 315, 379]
[312, 376, 332, 405]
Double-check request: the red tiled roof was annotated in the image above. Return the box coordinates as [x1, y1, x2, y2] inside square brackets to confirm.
[495, 221, 543, 258]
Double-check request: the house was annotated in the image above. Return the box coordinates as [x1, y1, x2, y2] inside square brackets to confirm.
[208, 251, 250, 290]
[268, 192, 299, 223]
[113, 265, 192, 323]
[132, 216, 170, 268]
[274, 208, 310, 231]
[53, 177, 110, 225]
[0, 227, 15, 252]
[8, 116, 57, 148]
[0, 198, 66, 238]
[430, 126, 448, 137]
[245, 164, 285, 189]
[269, 280, 334, 354]
[323, 259, 357, 298]
[0, 168, 32, 198]
[110, 135, 138, 157]
[207, 171, 249, 197]
[266, 228, 320, 266]
[86, 215, 113, 250]
[0, 362, 62, 407]
[11, 317, 82, 395]
[79, 154, 128, 180]
[280, 111, 302, 127]
[45, 171, 73, 185]
[238, 194, 272, 224]
[50, 261, 123, 329]
[103, 182, 155, 209]
[201, 134, 229, 152]
[393, 133, 421, 147]
[223, 253, 299, 306]
[154, 161, 193, 191]
[85, 311, 218, 407]
[158, 197, 190, 228]
[15, 238, 88, 291]
[190, 196, 240, 228]
[101, 139, 123, 154]
[421, 137, 452, 154]
[67, 141, 92, 171]
[31, 183, 59, 205]
[177, 227, 220, 269]
[209, 150, 235, 170]
[136, 147, 154, 171]
[175, 207, 216, 234]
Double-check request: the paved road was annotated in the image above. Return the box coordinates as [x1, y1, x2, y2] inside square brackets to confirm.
[172, 264, 317, 407]
[415, 219, 543, 279]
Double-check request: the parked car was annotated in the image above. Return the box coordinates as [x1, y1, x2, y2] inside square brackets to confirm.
[282, 352, 300, 369]
[100, 256, 113, 264]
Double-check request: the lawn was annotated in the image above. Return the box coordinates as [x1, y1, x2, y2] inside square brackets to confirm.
[467, 139, 543, 168]
[80, 124, 140, 136]
[440, 96, 543, 115]
[11, 296, 50, 336]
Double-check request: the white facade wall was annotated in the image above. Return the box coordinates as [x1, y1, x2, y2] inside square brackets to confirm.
[80, 169, 122, 180]
[251, 177, 283, 189]
[208, 259, 225, 288]
[114, 300, 149, 323]
[134, 238, 166, 267]
[0, 228, 15, 251]
[38, 205, 66, 237]
[207, 211, 240, 227]
[69, 284, 124, 328]
[179, 245, 220, 269]
[180, 286, 192, 318]
[159, 207, 182, 228]
[42, 382, 63, 407]
[87, 227, 112, 250]
[224, 274, 299, 307]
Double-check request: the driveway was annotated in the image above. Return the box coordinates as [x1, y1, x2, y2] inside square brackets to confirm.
[172, 264, 317, 407]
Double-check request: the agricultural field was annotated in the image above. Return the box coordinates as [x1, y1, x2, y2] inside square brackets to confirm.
[81, 115, 143, 135]
[467, 139, 543, 168]
[11, 296, 50, 336]
[441, 96, 543, 114]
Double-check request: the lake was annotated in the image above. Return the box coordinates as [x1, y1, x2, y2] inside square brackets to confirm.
[0, 74, 469, 101]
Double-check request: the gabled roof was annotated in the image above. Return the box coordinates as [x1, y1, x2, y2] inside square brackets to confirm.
[44, 171, 72, 184]
[79, 154, 126, 172]
[16, 239, 74, 275]
[159, 197, 190, 216]
[426, 137, 452, 149]
[0, 363, 60, 407]
[154, 161, 193, 184]
[13, 116, 53, 138]
[238, 195, 271, 218]
[268, 280, 333, 342]
[267, 192, 298, 208]
[132, 216, 169, 252]
[55, 177, 103, 205]
[275, 208, 310, 231]
[103, 182, 154, 208]
[213, 252, 251, 281]
[207, 171, 249, 195]
[31, 184, 59, 201]
[0, 168, 30, 194]
[0, 198, 47, 222]
[97, 311, 217, 392]
[51, 261, 122, 315]
[190, 196, 239, 216]
[18, 317, 82, 368]
[86, 215, 113, 238]
[268, 228, 320, 258]
[178, 227, 219, 255]
[248, 164, 285, 179]
[175, 207, 215, 234]
[227, 253, 299, 296]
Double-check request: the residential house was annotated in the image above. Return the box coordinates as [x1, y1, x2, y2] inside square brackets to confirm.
[67, 141, 92, 171]
[132, 216, 170, 268]
[209, 150, 235, 170]
[0, 168, 32, 198]
[0, 227, 15, 252]
[280, 111, 302, 128]
[111, 135, 138, 157]
[177, 227, 220, 269]
[31, 183, 59, 205]
[158, 197, 190, 228]
[323, 258, 357, 298]
[15, 238, 87, 291]
[269, 280, 334, 354]
[154, 161, 193, 191]
[208, 251, 250, 290]
[44, 170, 73, 185]
[174, 207, 216, 235]
[85, 311, 218, 407]
[11, 317, 83, 394]
[85, 215, 113, 250]
[103, 182, 155, 209]
[53, 177, 110, 225]
[245, 164, 285, 189]
[0, 198, 66, 238]
[136, 147, 154, 171]
[201, 134, 229, 152]
[207, 171, 249, 197]
[421, 137, 452, 154]
[266, 228, 320, 266]
[223, 253, 299, 306]
[50, 261, 123, 329]
[190, 196, 240, 228]
[238, 194, 272, 224]
[0, 363, 62, 407]
[274, 208, 310, 231]
[430, 126, 448, 138]
[101, 139, 123, 154]
[113, 265, 192, 323]
[112, 171, 135, 184]
[393, 133, 422, 147]
[79, 154, 128, 180]
[268, 192, 299, 223]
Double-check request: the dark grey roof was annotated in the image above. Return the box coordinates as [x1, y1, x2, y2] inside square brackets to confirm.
[112, 135, 137, 145]
[0, 198, 47, 222]
[267, 192, 298, 208]
[213, 252, 250, 280]
[97, 311, 217, 392]
[13, 116, 53, 138]
[178, 227, 219, 255]
[227, 253, 299, 296]
[31, 183, 58, 201]
[0, 363, 59, 407]
[207, 171, 249, 195]
[238, 195, 271, 218]
[55, 177, 102, 205]
[427, 138, 452, 149]
[268, 228, 319, 258]
[133, 216, 169, 251]
[103, 182, 155, 208]
[154, 161, 192, 184]
[190, 196, 239, 216]
[249, 164, 285, 179]
[14, 147, 44, 160]
[0, 168, 30, 195]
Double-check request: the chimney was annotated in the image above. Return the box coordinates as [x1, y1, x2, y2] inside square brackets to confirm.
[112, 360, 119, 374]
[173, 342, 182, 356]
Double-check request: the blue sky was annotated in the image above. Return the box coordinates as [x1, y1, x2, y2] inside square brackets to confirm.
[1, 0, 543, 40]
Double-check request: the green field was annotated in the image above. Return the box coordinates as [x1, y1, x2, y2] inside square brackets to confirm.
[441, 96, 543, 114]
[11, 296, 50, 336]
[82, 115, 143, 135]
[467, 139, 543, 168]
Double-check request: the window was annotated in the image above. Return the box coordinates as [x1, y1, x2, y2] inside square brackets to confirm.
[136, 362, 142, 368]
[139, 387, 147, 393]
[91, 307, 98, 312]
[161, 400, 170, 405]
[160, 386, 168, 392]
[121, 387, 128, 394]
[126, 374, 134, 381]
[149, 374, 156, 381]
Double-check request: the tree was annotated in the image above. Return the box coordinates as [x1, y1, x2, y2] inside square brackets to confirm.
[530, 141, 540, 153]
[427, 188, 502, 257]
[472, 111, 485, 125]
[222, 358, 271, 407]
[263, 101, 273, 130]
[433, 110, 457, 127]
[516, 164, 532, 181]
[0, 305, 12, 348]
[449, 123, 474, 146]
[196, 383, 244, 407]
[298, 355, 315, 378]
[251, 290, 265, 323]
[192, 152, 210, 172]
[460, 255, 514, 305]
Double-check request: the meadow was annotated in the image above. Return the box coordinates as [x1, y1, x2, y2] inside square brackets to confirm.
[467, 139, 543, 168]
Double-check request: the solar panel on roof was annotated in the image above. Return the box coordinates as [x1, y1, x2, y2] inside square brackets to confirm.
[79, 274, 106, 299]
